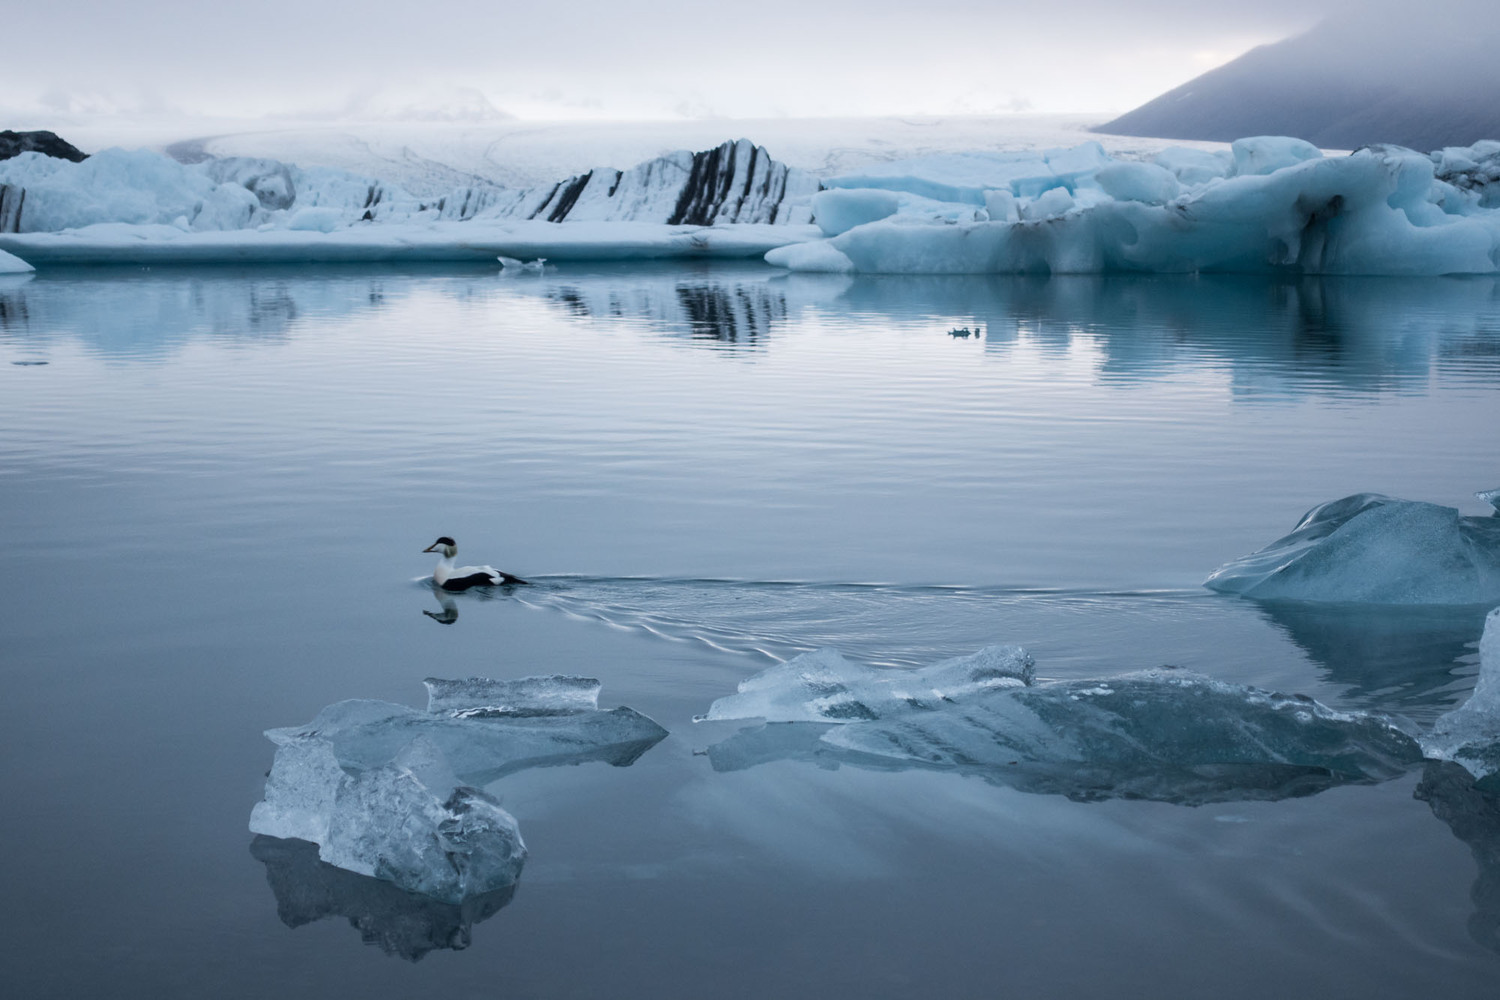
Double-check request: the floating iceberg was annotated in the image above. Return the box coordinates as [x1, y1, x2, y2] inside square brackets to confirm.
[1205, 493, 1500, 604]
[768, 139, 1500, 276]
[250, 835, 516, 961]
[1423, 607, 1500, 784]
[702, 647, 1422, 805]
[0, 248, 30, 273]
[249, 675, 668, 901]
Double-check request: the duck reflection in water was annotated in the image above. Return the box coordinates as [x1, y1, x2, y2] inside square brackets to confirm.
[423, 590, 459, 625]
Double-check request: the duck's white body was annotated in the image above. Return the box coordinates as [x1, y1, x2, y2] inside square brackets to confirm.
[424, 537, 528, 591]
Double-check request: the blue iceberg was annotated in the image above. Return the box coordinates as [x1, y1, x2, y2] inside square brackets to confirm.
[701, 647, 1422, 805]
[1205, 493, 1500, 605]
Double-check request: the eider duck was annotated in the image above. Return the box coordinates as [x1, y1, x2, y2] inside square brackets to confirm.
[423, 536, 529, 591]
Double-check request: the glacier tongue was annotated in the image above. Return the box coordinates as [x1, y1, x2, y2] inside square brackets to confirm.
[1204, 493, 1500, 604]
[249, 675, 668, 901]
[702, 649, 1422, 805]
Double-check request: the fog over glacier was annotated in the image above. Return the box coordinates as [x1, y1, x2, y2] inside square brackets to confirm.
[0, 0, 1344, 121]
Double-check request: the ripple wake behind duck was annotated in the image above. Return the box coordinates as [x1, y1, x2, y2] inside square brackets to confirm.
[509, 576, 1487, 719]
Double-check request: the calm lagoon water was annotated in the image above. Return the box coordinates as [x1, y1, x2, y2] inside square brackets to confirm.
[2, 263, 1499, 997]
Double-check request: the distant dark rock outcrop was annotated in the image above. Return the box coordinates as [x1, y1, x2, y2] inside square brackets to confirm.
[508, 139, 820, 226]
[1095, 10, 1500, 151]
[0, 130, 88, 163]
[0, 184, 21, 233]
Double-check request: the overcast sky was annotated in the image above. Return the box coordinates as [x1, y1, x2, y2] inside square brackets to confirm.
[0, 1, 1398, 121]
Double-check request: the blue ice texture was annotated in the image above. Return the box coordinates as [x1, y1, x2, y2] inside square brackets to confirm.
[1423, 607, 1500, 784]
[1205, 493, 1500, 605]
[249, 675, 668, 901]
[701, 646, 1422, 804]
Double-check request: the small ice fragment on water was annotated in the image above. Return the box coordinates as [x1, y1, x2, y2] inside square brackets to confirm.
[424, 675, 601, 717]
[702, 644, 1033, 724]
[1478, 489, 1500, 514]
[1422, 607, 1500, 781]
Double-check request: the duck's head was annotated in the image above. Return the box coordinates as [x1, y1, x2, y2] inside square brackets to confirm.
[424, 536, 458, 558]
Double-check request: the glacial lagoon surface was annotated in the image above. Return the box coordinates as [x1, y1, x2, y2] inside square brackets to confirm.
[2, 262, 1500, 998]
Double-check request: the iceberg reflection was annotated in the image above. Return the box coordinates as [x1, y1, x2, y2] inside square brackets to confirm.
[5, 267, 1500, 399]
[1415, 762, 1500, 955]
[249, 834, 516, 962]
[1254, 601, 1489, 712]
[249, 675, 668, 946]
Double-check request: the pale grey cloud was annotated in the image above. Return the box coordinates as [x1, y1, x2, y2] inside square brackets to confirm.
[0, 0, 1471, 121]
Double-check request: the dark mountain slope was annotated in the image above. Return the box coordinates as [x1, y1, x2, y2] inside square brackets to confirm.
[1096, 10, 1500, 150]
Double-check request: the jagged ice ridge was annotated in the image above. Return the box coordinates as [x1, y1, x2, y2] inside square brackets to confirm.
[3, 135, 1500, 273]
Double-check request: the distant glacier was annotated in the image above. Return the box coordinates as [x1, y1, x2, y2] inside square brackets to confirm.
[2, 131, 1500, 276]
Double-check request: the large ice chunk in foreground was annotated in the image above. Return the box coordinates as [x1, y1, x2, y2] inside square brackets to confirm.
[702, 648, 1422, 805]
[316, 737, 526, 903]
[250, 733, 525, 903]
[1205, 493, 1500, 604]
[249, 675, 668, 900]
[1423, 607, 1500, 784]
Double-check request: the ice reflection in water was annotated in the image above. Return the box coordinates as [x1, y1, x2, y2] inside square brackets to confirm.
[5, 263, 1500, 992]
[4, 266, 1500, 402]
[250, 835, 517, 962]
[1417, 762, 1500, 955]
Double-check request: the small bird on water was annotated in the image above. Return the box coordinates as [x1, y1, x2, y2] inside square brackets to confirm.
[423, 536, 529, 591]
